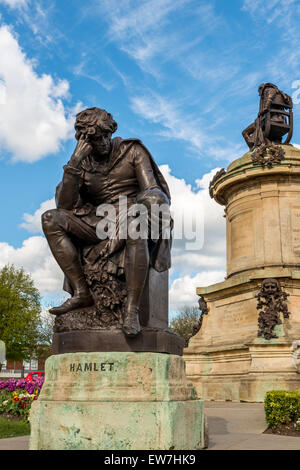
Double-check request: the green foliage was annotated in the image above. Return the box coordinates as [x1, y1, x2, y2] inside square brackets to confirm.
[169, 306, 201, 346]
[264, 390, 300, 428]
[0, 264, 42, 361]
[37, 312, 55, 347]
[35, 311, 55, 361]
[0, 415, 30, 438]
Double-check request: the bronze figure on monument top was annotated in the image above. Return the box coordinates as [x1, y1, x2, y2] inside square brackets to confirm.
[42, 107, 182, 354]
[242, 82, 293, 150]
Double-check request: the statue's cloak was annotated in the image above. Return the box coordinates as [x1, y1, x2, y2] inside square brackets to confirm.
[56, 137, 172, 296]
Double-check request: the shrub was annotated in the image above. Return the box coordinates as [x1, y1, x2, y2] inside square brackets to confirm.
[264, 390, 300, 428]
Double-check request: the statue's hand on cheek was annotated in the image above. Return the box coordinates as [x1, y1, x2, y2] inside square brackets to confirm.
[70, 135, 92, 168]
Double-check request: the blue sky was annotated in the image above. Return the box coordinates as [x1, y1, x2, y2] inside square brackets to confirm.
[0, 0, 300, 313]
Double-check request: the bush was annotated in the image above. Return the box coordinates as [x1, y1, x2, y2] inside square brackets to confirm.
[264, 390, 300, 428]
[0, 377, 44, 421]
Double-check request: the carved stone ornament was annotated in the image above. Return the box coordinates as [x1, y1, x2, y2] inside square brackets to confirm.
[209, 168, 226, 198]
[256, 278, 290, 340]
[251, 144, 285, 168]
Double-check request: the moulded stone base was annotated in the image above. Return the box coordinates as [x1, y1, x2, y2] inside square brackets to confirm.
[189, 372, 300, 403]
[29, 352, 206, 450]
[185, 343, 300, 402]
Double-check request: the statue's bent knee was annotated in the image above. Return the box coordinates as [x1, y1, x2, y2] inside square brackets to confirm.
[41, 209, 60, 232]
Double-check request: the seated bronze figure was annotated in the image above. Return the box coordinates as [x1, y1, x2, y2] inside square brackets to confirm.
[242, 83, 293, 149]
[42, 107, 172, 339]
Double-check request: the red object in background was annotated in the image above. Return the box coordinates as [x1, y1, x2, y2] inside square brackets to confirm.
[25, 371, 45, 382]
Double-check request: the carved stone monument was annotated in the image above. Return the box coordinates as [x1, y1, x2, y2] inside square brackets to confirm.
[29, 107, 205, 450]
[184, 84, 300, 402]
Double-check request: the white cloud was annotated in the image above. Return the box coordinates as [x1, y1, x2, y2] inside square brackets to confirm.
[131, 93, 207, 155]
[0, 25, 76, 162]
[160, 165, 226, 309]
[160, 165, 226, 253]
[105, 0, 184, 38]
[98, 0, 220, 78]
[131, 92, 244, 161]
[169, 270, 225, 311]
[73, 58, 115, 92]
[20, 198, 55, 233]
[242, 0, 295, 21]
[242, 0, 300, 83]
[0, 236, 63, 294]
[101, 0, 189, 66]
[0, 0, 28, 8]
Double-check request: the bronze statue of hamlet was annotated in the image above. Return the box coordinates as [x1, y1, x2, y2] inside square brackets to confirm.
[42, 107, 172, 340]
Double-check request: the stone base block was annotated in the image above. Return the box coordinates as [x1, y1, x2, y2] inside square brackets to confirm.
[30, 400, 204, 450]
[29, 352, 205, 450]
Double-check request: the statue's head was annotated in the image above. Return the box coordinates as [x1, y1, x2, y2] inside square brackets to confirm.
[261, 278, 281, 296]
[74, 107, 118, 156]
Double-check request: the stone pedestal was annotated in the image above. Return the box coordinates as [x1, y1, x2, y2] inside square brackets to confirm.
[184, 145, 300, 402]
[29, 352, 206, 450]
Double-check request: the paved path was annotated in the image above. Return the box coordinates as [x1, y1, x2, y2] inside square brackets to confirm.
[204, 402, 300, 450]
[0, 435, 29, 450]
[0, 403, 299, 450]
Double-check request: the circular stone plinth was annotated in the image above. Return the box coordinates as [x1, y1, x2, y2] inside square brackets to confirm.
[52, 328, 184, 356]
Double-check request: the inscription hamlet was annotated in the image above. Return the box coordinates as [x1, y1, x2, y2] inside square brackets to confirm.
[69, 362, 115, 372]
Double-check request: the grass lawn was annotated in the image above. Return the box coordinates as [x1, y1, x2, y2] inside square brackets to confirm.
[0, 416, 30, 439]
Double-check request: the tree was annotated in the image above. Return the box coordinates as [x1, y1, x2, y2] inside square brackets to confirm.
[35, 311, 55, 362]
[37, 312, 55, 347]
[0, 265, 42, 361]
[169, 305, 201, 347]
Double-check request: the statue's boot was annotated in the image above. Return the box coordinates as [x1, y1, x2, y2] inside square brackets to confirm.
[122, 307, 142, 338]
[48, 260, 94, 316]
[49, 293, 94, 316]
[122, 238, 149, 337]
[42, 210, 94, 316]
